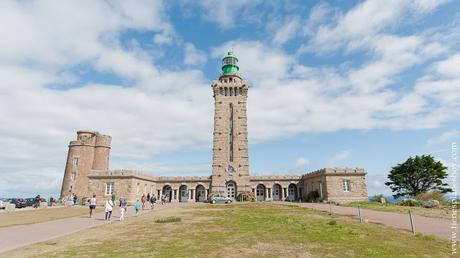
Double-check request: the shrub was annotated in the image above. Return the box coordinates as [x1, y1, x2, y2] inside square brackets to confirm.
[420, 200, 440, 208]
[302, 190, 320, 202]
[154, 217, 181, 223]
[236, 191, 255, 202]
[328, 220, 337, 226]
[415, 191, 447, 206]
[397, 199, 420, 207]
[370, 194, 387, 203]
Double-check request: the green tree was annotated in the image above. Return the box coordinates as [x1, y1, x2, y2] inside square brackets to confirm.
[385, 155, 451, 198]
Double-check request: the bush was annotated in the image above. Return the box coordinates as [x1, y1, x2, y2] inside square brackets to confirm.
[397, 199, 420, 207]
[415, 191, 447, 206]
[328, 220, 337, 226]
[236, 191, 255, 202]
[154, 217, 181, 223]
[370, 194, 387, 203]
[302, 190, 320, 202]
[420, 200, 440, 208]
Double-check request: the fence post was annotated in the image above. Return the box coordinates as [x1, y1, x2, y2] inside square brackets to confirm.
[409, 209, 415, 235]
[358, 205, 363, 223]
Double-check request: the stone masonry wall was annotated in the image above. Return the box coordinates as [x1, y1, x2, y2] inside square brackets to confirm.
[211, 75, 251, 194]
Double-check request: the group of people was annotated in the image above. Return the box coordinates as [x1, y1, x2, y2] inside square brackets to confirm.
[140, 193, 158, 210]
[88, 193, 165, 222]
[66, 193, 78, 206]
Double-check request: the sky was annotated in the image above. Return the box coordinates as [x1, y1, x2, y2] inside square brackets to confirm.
[0, 0, 459, 198]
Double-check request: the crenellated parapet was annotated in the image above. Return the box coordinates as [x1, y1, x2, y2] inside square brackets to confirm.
[301, 167, 366, 179]
[250, 175, 302, 181]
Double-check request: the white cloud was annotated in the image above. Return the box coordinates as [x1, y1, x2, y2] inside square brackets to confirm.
[302, 0, 450, 54]
[184, 43, 207, 66]
[272, 16, 301, 46]
[195, 0, 261, 29]
[0, 0, 214, 197]
[0, 0, 459, 198]
[330, 150, 352, 163]
[426, 130, 460, 147]
[295, 158, 310, 167]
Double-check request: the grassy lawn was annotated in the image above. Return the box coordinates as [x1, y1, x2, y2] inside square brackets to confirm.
[0, 207, 91, 228]
[345, 201, 452, 220]
[2, 203, 451, 258]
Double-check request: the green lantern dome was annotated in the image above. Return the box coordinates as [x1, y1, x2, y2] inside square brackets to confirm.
[222, 51, 239, 75]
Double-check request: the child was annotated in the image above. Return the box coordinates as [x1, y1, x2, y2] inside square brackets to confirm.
[134, 199, 141, 216]
[119, 206, 125, 221]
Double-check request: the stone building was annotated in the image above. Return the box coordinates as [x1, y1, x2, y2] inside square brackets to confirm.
[60, 52, 368, 204]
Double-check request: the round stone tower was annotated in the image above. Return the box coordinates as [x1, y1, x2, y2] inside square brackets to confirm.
[92, 134, 112, 171]
[60, 131, 107, 199]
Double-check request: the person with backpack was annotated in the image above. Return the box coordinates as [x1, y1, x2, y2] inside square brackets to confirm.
[150, 195, 156, 209]
[104, 198, 113, 221]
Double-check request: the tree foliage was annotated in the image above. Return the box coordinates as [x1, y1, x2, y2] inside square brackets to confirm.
[385, 155, 451, 198]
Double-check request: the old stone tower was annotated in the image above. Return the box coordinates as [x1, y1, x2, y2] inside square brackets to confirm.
[60, 131, 111, 199]
[210, 52, 250, 197]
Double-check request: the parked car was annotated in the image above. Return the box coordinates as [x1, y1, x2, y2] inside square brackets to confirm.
[9, 198, 27, 208]
[209, 195, 232, 204]
[25, 198, 35, 206]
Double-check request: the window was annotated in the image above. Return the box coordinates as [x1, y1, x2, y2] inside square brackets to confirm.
[72, 157, 79, 166]
[105, 182, 114, 195]
[136, 183, 140, 195]
[319, 182, 323, 199]
[71, 172, 77, 181]
[228, 103, 234, 162]
[343, 180, 351, 192]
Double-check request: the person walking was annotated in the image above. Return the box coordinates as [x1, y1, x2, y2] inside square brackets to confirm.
[89, 194, 97, 218]
[105, 199, 113, 221]
[141, 194, 146, 210]
[119, 206, 125, 221]
[34, 195, 41, 208]
[147, 193, 150, 204]
[73, 194, 78, 206]
[151, 195, 157, 210]
[121, 199, 128, 214]
[134, 200, 141, 216]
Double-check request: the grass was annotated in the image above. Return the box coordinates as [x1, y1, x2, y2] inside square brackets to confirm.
[0, 207, 92, 228]
[345, 201, 452, 220]
[2, 203, 451, 258]
[154, 216, 181, 223]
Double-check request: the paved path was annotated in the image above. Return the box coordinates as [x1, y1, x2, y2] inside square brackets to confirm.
[0, 202, 199, 254]
[294, 202, 457, 240]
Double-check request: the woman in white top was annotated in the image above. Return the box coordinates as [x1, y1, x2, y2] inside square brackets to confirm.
[89, 194, 97, 218]
[104, 199, 113, 221]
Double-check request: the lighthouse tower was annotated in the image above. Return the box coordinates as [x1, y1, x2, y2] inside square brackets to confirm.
[210, 52, 250, 198]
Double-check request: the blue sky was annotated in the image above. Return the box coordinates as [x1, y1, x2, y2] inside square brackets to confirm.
[0, 0, 459, 197]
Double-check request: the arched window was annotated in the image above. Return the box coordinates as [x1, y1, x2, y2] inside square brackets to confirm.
[224, 87, 228, 96]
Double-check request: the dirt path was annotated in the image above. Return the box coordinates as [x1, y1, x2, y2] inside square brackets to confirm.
[0, 202, 201, 254]
[295, 202, 456, 240]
